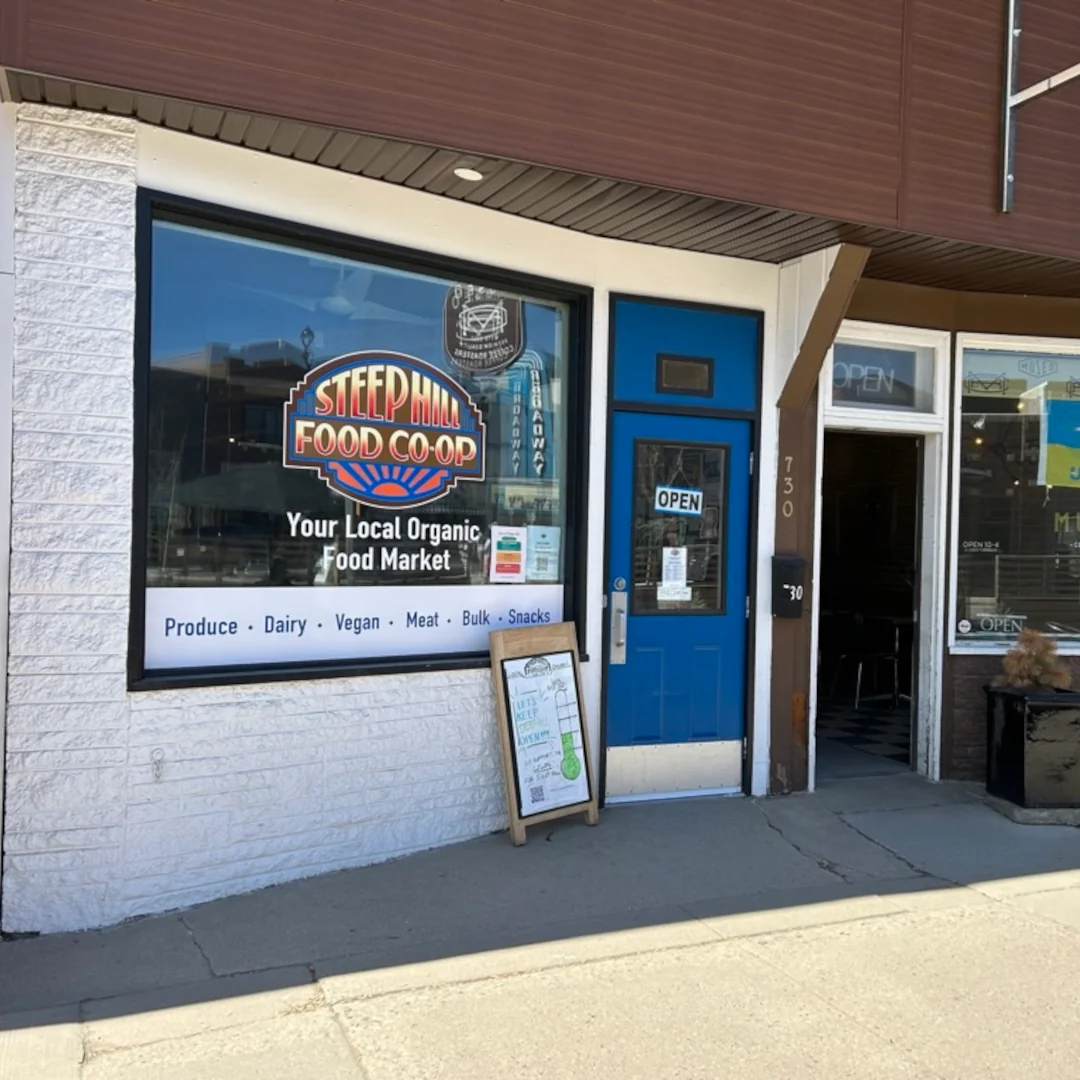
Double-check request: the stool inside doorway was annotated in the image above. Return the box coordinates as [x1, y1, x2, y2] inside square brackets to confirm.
[828, 614, 900, 710]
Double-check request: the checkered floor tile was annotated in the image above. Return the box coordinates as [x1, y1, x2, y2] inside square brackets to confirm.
[816, 702, 911, 764]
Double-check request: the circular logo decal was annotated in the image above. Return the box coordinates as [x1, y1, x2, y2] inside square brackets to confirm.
[958, 619, 972, 634]
[444, 284, 525, 375]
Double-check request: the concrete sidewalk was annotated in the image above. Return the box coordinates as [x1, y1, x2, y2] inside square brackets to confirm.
[3, 773, 1080, 1079]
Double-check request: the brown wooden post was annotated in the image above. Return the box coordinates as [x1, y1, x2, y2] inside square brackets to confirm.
[770, 245, 870, 794]
[770, 393, 819, 793]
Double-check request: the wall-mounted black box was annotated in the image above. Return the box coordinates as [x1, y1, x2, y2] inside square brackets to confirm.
[772, 554, 806, 618]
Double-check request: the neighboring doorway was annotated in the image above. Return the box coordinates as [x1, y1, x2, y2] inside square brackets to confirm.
[816, 431, 920, 780]
[604, 298, 760, 800]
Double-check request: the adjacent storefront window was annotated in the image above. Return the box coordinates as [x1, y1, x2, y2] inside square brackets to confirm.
[956, 344, 1080, 643]
[137, 207, 583, 676]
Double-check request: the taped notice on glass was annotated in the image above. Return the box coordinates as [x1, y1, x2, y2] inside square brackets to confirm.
[658, 546, 691, 601]
[502, 651, 590, 817]
[526, 525, 561, 583]
[490, 525, 527, 583]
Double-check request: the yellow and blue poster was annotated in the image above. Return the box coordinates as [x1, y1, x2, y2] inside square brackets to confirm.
[1039, 398, 1080, 487]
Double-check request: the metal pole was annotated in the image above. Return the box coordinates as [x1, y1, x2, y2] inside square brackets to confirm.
[1000, 0, 1020, 212]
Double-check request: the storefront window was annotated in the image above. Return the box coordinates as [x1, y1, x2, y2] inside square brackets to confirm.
[137, 209, 582, 675]
[956, 345, 1080, 643]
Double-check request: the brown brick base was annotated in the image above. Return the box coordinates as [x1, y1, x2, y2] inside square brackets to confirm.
[942, 653, 1080, 781]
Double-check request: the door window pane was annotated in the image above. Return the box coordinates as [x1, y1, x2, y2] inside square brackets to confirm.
[832, 341, 934, 412]
[631, 441, 727, 614]
[956, 347, 1080, 642]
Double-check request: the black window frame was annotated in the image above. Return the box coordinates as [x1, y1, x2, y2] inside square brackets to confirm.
[129, 190, 594, 691]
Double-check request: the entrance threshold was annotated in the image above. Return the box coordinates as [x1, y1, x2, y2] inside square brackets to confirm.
[605, 786, 742, 806]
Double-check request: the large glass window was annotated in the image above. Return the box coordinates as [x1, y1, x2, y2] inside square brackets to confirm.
[137, 208, 582, 676]
[956, 344, 1080, 644]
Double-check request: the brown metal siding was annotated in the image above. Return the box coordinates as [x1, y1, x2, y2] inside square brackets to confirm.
[0, 0, 26, 75]
[902, 0, 1080, 260]
[7, 1, 1080, 262]
[6, 0, 903, 225]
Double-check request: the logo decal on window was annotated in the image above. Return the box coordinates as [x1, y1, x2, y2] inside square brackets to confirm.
[283, 351, 486, 508]
[1018, 357, 1058, 377]
[444, 284, 525, 375]
[964, 372, 1008, 395]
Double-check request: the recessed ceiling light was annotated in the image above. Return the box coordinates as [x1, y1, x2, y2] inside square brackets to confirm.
[453, 166, 484, 182]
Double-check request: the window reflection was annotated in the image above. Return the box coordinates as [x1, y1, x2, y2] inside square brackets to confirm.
[957, 347, 1080, 641]
[145, 219, 570, 591]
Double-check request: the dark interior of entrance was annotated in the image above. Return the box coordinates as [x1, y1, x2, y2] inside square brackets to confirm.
[817, 432, 919, 781]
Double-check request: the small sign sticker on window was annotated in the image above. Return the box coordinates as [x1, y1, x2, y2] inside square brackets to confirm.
[658, 584, 692, 602]
[658, 546, 692, 602]
[490, 525, 528, 584]
[654, 486, 704, 516]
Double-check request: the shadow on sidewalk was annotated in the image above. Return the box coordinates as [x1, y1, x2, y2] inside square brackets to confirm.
[2, 772, 1078, 1028]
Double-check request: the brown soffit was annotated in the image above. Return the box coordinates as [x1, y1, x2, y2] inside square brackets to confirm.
[8, 72, 1080, 301]
[778, 245, 871, 410]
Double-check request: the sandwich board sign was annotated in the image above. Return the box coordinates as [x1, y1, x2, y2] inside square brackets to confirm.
[489, 623, 600, 845]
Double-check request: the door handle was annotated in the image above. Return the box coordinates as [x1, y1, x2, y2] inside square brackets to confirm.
[610, 591, 628, 665]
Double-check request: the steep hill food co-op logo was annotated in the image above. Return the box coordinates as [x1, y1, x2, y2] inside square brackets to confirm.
[283, 351, 485, 508]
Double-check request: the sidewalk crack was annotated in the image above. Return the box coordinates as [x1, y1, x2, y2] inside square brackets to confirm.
[177, 914, 217, 978]
[751, 800, 855, 884]
[326, 996, 373, 1080]
[834, 813, 942, 882]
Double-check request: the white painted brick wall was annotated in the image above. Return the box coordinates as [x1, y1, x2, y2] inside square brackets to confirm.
[2, 106, 507, 934]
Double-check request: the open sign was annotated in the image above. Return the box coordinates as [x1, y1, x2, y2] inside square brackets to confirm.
[654, 486, 703, 516]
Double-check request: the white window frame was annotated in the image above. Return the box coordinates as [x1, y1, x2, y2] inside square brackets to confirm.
[823, 320, 950, 432]
[813, 321, 951, 784]
[950, 332, 1080, 656]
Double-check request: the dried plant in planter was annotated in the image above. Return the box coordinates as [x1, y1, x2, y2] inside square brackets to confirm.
[993, 628, 1073, 690]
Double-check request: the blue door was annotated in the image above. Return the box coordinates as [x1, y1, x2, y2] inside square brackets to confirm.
[604, 299, 758, 796]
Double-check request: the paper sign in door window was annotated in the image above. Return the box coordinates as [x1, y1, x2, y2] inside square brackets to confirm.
[658, 546, 691, 601]
[654, 485, 704, 516]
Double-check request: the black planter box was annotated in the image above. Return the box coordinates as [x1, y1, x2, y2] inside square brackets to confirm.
[985, 686, 1080, 808]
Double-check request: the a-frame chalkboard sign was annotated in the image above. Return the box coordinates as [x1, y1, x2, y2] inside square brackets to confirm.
[489, 623, 600, 845]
